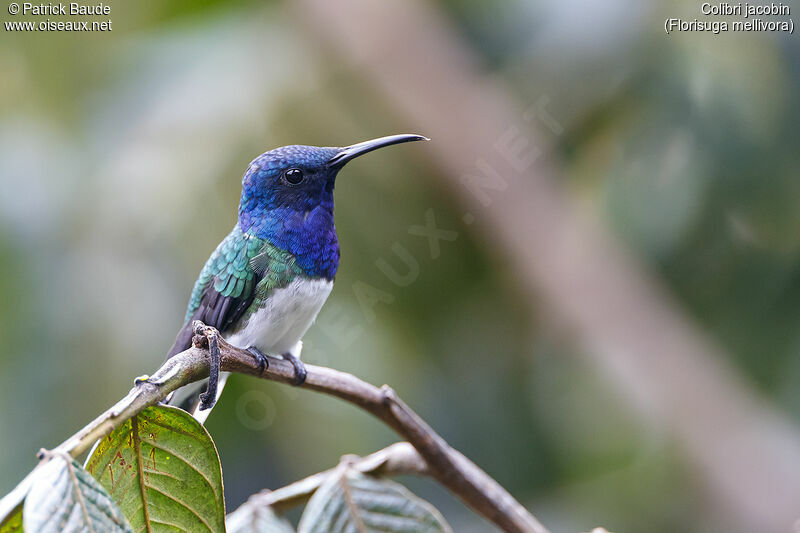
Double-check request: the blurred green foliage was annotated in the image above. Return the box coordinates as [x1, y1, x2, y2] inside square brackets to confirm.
[1, 1, 798, 532]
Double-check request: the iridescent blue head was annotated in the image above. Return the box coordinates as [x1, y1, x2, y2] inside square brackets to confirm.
[238, 134, 428, 279]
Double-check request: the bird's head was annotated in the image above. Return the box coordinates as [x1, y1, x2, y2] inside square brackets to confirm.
[238, 134, 428, 233]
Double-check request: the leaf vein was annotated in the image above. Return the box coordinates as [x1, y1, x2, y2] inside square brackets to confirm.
[143, 484, 214, 533]
[63, 456, 96, 533]
[132, 417, 153, 533]
[144, 441, 219, 500]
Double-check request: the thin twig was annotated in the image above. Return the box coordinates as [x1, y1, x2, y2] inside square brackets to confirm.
[238, 442, 428, 514]
[0, 322, 548, 533]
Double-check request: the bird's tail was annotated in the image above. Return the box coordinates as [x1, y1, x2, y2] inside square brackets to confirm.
[166, 372, 230, 425]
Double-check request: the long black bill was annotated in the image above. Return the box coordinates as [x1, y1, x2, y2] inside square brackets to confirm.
[328, 134, 429, 167]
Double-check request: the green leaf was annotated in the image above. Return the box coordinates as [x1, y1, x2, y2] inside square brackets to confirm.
[0, 505, 23, 533]
[23, 454, 132, 533]
[85, 405, 225, 533]
[226, 500, 294, 533]
[297, 467, 451, 533]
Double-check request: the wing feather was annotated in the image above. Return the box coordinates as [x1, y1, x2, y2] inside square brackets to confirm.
[167, 227, 308, 359]
[167, 227, 263, 358]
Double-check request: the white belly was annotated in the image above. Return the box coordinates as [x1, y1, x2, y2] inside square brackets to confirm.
[225, 277, 333, 355]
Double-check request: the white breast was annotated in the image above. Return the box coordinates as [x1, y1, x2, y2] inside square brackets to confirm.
[225, 277, 333, 355]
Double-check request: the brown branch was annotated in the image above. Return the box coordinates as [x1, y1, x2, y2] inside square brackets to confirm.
[204, 322, 549, 533]
[0, 322, 548, 533]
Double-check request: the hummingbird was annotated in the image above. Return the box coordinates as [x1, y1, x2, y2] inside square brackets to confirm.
[166, 134, 428, 418]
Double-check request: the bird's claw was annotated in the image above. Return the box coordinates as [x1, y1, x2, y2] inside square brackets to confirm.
[247, 346, 270, 374]
[283, 352, 307, 386]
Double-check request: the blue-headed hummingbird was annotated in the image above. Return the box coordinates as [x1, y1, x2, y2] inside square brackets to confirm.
[167, 134, 428, 418]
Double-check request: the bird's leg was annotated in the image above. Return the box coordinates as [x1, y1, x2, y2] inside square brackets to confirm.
[198, 328, 221, 411]
[246, 346, 270, 374]
[282, 352, 307, 386]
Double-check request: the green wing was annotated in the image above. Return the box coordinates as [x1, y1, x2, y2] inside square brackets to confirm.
[184, 227, 261, 326]
[167, 226, 303, 357]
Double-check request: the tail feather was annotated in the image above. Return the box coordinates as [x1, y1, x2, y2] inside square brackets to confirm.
[167, 322, 194, 359]
[166, 373, 230, 425]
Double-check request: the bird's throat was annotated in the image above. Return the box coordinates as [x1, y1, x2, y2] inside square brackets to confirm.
[239, 205, 339, 280]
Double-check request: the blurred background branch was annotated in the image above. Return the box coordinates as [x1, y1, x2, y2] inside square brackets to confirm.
[293, 0, 800, 531]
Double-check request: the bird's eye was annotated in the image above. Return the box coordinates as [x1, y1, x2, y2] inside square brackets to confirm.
[284, 168, 304, 185]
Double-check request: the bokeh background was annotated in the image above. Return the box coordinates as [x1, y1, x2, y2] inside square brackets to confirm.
[2, 1, 799, 531]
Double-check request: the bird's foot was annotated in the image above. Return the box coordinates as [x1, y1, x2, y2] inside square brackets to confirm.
[247, 346, 270, 374]
[282, 352, 307, 386]
[195, 323, 221, 411]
